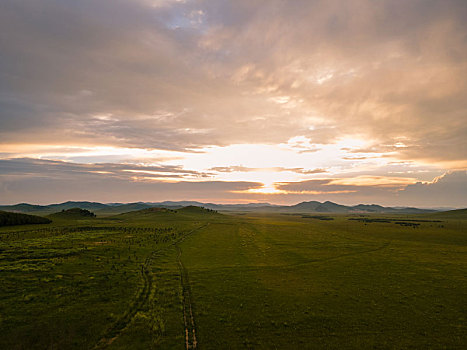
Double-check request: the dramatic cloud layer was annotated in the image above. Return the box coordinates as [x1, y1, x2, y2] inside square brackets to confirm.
[0, 158, 263, 203]
[398, 171, 467, 207]
[0, 0, 466, 205]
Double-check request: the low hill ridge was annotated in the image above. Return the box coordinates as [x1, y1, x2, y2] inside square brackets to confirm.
[177, 206, 219, 214]
[426, 208, 467, 219]
[48, 208, 96, 219]
[0, 211, 51, 226]
[0, 200, 441, 215]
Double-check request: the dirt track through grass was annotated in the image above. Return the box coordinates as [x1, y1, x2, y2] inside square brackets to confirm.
[93, 224, 207, 349]
[175, 224, 208, 349]
[177, 244, 197, 349]
[94, 258, 154, 349]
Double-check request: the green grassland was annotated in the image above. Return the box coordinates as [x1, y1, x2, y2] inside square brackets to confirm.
[0, 208, 465, 349]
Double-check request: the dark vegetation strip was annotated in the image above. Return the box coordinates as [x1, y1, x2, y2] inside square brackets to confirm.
[0, 226, 174, 240]
[0, 250, 81, 261]
[348, 218, 443, 223]
[301, 215, 334, 220]
[0, 210, 51, 226]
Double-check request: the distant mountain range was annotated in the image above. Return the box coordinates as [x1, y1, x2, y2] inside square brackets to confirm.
[0, 200, 441, 215]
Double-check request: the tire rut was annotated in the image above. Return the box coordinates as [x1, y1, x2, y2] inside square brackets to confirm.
[94, 264, 153, 349]
[93, 224, 208, 349]
[177, 244, 197, 349]
[174, 224, 208, 349]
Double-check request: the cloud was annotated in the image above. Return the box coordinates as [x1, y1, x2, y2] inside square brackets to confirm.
[209, 166, 253, 173]
[277, 178, 394, 195]
[0, 1, 466, 206]
[271, 172, 467, 207]
[0, 159, 465, 207]
[0, 158, 211, 179]
[0, 0, 465, 163]
[398, 170, 467, 207]
[209, 166, 326, 174]
[0, 158, 262, 204]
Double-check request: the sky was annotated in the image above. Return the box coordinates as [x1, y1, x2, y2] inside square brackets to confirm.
[0, 0, 466, 207]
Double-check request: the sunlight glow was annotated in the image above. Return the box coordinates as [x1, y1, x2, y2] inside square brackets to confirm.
[329, 176, 417, 187]
[1, 137, 447, 200]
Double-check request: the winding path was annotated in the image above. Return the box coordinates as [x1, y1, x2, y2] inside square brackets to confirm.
[94, 263, 153, 349]
[94, 224, 207, 349]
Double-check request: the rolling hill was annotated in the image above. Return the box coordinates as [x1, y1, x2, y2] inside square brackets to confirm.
[113, 206, 220, 223]
[426, 208, 467, 220]
[48, 208, 97, 220]
[0, 200, 441, 215]
[0, 211, 51, 227]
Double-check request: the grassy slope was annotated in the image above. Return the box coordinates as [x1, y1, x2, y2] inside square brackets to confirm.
[47, 208, 96, 221]
[426, 208, 467, 220]
[0, 209, 465, 349]
[0, 210, 51, 226]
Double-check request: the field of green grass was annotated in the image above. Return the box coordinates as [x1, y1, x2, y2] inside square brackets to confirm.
[0, 208, 466, 349]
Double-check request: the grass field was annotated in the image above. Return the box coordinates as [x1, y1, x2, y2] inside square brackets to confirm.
[0, 208, 466, 349]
